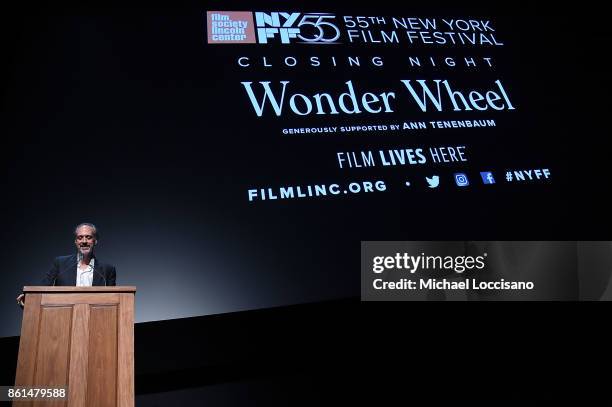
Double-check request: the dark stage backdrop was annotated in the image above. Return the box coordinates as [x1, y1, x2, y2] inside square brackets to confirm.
[1, 1, 608, 337]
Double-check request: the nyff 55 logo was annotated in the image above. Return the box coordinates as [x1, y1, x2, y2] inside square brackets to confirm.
[207, 11, 341, 44]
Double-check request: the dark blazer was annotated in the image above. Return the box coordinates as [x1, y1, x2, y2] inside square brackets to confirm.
[41, 254, 117, 286]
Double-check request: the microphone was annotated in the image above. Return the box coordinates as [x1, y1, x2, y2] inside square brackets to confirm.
[93, 267, 108, 286]
[51, 250, 105, 286]
[76, 256, 106, 286]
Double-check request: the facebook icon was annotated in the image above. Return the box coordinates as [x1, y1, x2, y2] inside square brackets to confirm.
[480, 172, 496, 184]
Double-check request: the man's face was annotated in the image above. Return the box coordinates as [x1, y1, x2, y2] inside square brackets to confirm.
[75, 225, 97, 257]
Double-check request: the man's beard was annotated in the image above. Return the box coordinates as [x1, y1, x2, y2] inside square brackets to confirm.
[78, 245, 93, 258]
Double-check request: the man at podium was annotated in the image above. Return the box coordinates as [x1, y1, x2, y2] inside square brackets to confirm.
[16, 223, 116, 305]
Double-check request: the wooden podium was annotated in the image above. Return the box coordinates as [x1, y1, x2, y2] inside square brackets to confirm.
[14, 286, 136, 407]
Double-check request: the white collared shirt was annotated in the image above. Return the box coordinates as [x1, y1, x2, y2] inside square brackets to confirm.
[76, 255, 95, 287]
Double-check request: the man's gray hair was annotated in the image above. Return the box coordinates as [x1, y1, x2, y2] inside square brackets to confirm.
[74, 222, 99, 239]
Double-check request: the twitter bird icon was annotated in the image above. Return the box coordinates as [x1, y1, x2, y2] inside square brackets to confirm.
[425, 175, 440, 188]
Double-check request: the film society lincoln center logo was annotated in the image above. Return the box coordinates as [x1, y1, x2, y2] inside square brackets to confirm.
[207, 11, 256, 44]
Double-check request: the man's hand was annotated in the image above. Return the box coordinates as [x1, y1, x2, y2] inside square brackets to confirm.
[16, 293, 25, 307]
